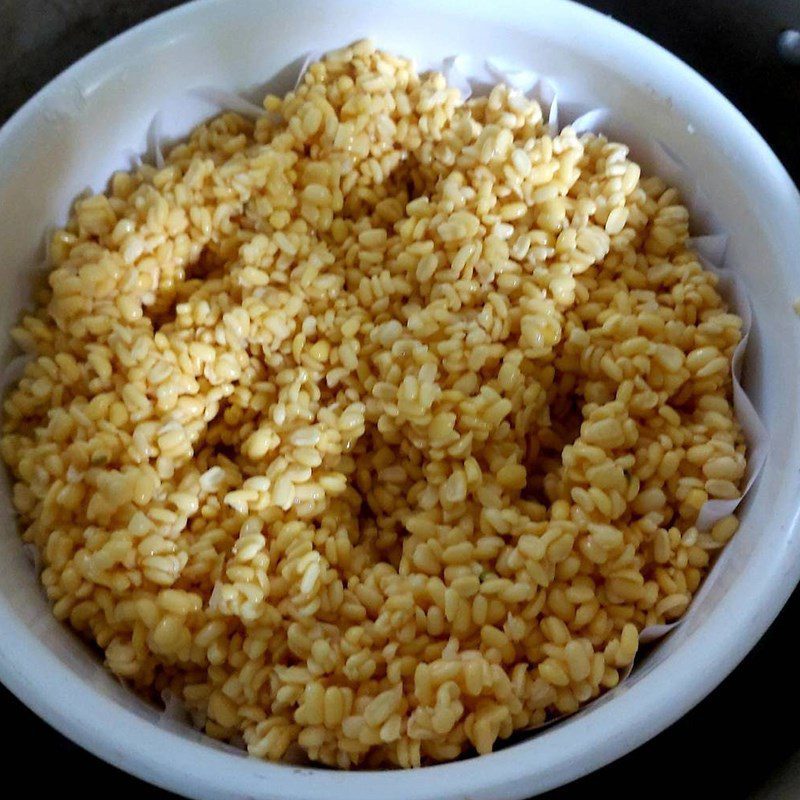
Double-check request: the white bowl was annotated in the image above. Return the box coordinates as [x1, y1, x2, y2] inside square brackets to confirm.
[1, 1, 799, 798]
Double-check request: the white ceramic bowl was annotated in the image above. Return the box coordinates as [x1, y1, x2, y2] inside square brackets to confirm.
[1, 1, 799, 798]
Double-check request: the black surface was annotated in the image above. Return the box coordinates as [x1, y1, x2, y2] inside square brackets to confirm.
[1, 2, 799, 798]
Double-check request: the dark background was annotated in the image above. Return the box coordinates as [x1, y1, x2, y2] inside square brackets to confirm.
[1, 1, 799, 798]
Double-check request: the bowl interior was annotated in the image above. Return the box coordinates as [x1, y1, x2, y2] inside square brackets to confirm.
[1, 2, 800, 799]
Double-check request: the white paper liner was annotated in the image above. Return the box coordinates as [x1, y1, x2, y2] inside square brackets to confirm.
[0, 50, 770, 745]
[156, 687, 253, 759]
[22, 542, 41, 577]
[158, 688, 209, 735]
[146, 88, 267, 168]
[295, 50, 322, 91]
[442, 55, 558, 133]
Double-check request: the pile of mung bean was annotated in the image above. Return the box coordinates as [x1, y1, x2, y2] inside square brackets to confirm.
[1, 40, 746, 767]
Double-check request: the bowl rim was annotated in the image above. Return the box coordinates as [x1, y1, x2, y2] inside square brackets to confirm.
[1, 1, 800, 798]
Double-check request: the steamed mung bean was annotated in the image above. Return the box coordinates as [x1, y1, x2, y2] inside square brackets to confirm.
[1, 40, 746, 768]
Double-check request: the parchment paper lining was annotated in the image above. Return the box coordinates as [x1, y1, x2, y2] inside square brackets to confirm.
[0, 50, 770, 750]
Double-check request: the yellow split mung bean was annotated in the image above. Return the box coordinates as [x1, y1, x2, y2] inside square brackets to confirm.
[1, 40, 747, 768]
